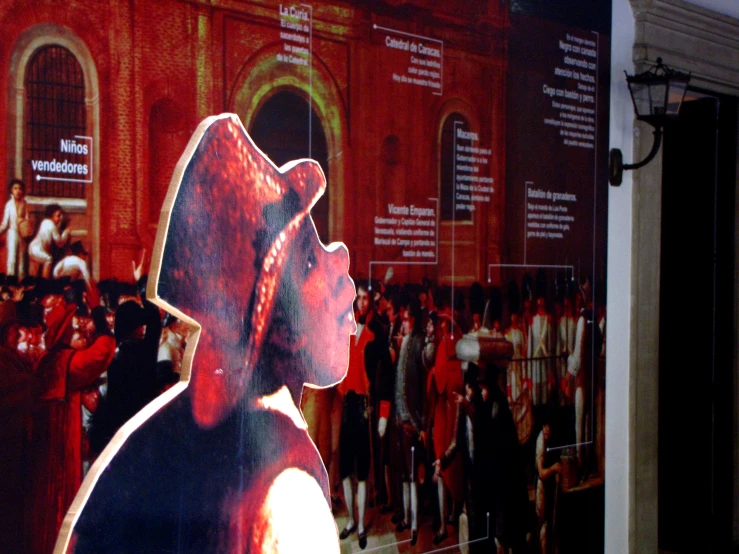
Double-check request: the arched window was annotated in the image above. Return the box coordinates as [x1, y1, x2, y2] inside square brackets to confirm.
[440, 112, 472, 222]
[249, 90, 329, 244]
[24, 45, 87, 198]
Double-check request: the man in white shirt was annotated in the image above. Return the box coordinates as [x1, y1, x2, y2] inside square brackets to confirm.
[29, 203, 70, 278]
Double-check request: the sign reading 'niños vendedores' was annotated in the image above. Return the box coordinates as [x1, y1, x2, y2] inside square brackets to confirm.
[30, 135, 93, 183]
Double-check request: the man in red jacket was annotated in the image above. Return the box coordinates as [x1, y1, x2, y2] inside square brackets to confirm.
[24, 298, 115, 554]
[337, 283, 390, 549]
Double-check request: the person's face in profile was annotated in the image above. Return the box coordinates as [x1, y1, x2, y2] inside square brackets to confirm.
[402, 311, 414, 336]
[355, 287, 370, 317]
[480, 383, 489, 402]
[105, 311, 115, 331]
[386, 301, 397, 323]
[51, 209, 63, 227]
[29, 325, 43, 347]
[284, 218, 356, 387]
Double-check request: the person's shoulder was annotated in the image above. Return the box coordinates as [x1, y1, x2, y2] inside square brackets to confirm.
[255, 468, 339, 553]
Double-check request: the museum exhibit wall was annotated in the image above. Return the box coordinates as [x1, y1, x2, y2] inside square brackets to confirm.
[19, 0, 739, 552]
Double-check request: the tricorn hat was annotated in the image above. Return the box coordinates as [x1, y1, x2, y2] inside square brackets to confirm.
[148, 114, 325, 428]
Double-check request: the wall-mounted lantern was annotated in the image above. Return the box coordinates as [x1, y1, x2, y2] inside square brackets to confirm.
[609, 58, 691, 186]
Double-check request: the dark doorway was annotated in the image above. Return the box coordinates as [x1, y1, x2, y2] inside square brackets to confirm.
[658, 93, 737, 552]
[249, 90, 330, 244]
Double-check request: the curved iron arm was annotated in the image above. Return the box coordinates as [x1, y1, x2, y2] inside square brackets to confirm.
[609, 127, 663, 186]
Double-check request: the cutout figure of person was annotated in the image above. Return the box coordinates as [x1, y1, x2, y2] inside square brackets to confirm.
[57, 114, 356, 554]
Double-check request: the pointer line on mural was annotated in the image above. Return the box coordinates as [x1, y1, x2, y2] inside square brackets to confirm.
[524, 181, 533, 265]
[372, 24, 444, 44]
[358, 538, 411, 553]
[356, 512, 490, 554]
[367, 197, 439, 291]
[413, 513, 490, 554]
[451, 121, 462, 323]
[301, 3, 313, 160]
[486, 264, 575, 284]
[372, 23, 443, 96]
[36, 176, 91, 183]
[547, 441, 592, 453]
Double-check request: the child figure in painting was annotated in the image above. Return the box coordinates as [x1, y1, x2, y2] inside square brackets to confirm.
[29, 203, 70, 279]
[57, 114, 356, 554]
[0, 179, 30, 279]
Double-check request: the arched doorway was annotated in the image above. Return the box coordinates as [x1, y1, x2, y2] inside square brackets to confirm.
[249, 90, 329, 244]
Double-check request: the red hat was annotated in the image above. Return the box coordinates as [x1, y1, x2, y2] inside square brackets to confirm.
[149, 114, 325, 428]
[44, 302, 77, 351]
[37, 303, 76, 401]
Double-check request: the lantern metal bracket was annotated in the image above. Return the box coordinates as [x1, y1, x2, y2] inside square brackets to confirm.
[609, 127, 662, 186]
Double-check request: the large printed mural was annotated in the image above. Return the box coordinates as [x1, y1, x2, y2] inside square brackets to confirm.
[0, 1, 610, 552]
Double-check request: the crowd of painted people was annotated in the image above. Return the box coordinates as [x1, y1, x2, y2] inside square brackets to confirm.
[0, 178, 606, 554]
[0, 262, 605, 554]
[0, 260, 186, 554]
[307, 273, 606, 554]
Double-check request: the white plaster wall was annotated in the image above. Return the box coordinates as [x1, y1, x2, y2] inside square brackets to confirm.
[606, 1, 635, 552]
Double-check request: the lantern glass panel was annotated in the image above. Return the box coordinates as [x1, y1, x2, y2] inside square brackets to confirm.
[628, 81, 653, 118]
[648, 82, 667, 116]
[666, 80, 688, 116]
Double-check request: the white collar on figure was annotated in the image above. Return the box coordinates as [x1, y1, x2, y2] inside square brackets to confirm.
[256, 385, 307, 430]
